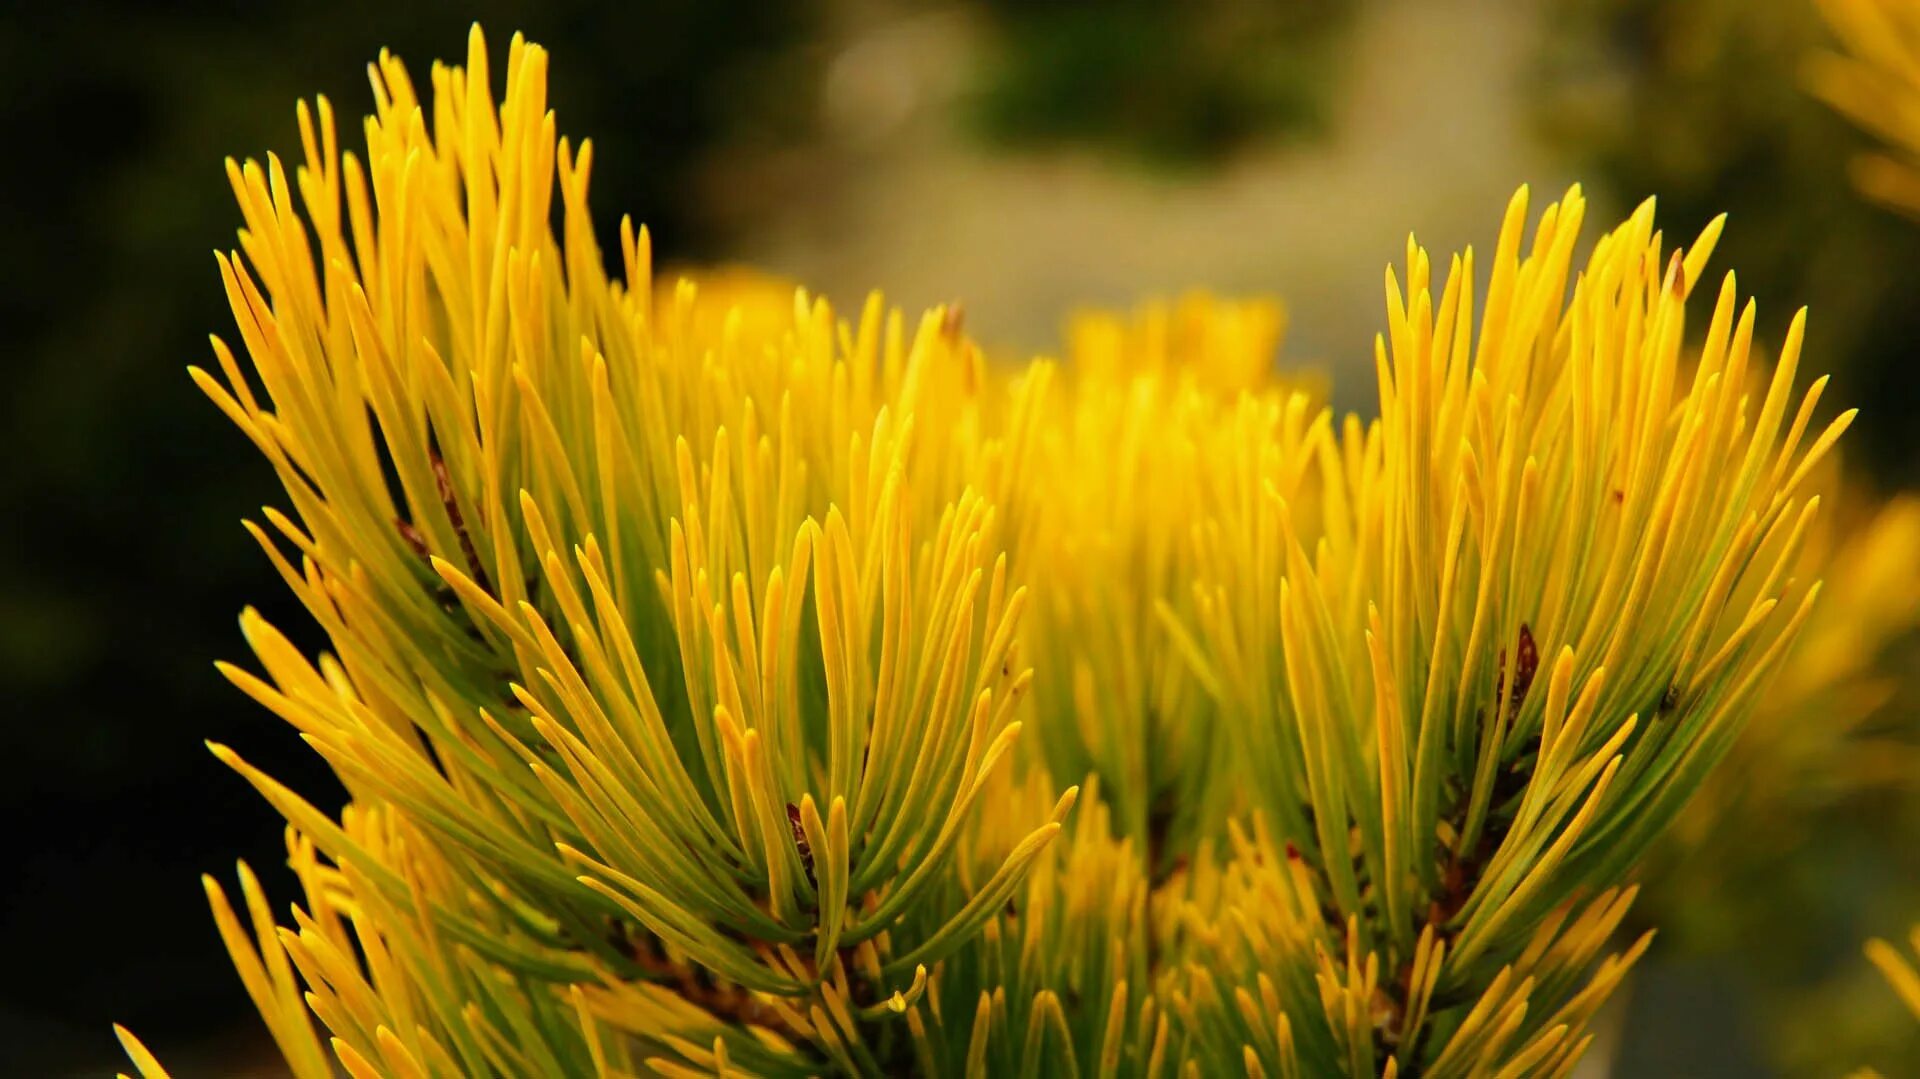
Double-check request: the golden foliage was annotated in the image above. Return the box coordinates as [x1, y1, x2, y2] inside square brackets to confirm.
[115, 25, 1893, 1079]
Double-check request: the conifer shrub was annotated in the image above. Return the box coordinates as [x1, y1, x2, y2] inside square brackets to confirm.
[113, 27, 1889, 1079]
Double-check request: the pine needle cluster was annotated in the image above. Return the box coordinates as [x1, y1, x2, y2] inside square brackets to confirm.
[115, 27, 1879, 1079]
[1811, 0, 1920, 216]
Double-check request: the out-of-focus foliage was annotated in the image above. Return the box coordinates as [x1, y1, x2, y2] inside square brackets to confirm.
[1808, 0, 1920, 218]
[1836, 926, 1920, 1079]
[1868, 927, 1920, 1023]
[965, 0, 1355, 166]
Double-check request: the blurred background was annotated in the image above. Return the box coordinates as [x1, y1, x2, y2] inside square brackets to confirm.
[2, 0, 1916, 1074]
